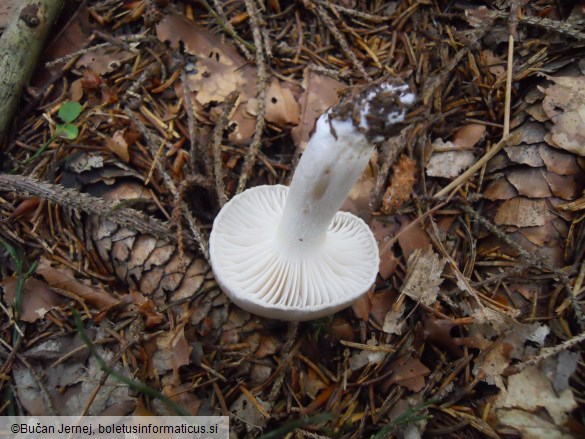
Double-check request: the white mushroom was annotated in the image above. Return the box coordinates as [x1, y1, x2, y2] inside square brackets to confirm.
[210, 81, 415, 321]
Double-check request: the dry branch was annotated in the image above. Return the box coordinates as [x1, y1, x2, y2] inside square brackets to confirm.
[0, 173, 199, 249]
[0, 0, 64, 141]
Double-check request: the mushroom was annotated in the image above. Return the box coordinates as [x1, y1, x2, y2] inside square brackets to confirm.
[210, 81, 415, 321]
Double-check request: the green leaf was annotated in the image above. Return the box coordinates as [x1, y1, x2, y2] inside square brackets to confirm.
[58, 102, 82, 123]
[56, 123, 79, 140]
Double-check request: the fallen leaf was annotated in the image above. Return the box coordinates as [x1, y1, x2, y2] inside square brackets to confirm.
[426, 138, 475, 178]
[370, 289, 398, 325]
[496, 409, 574, 439]
[303, 368, 327, 398]
[495, 365, 577, 427]
[401, 247, 446, 306]
[255, 335, 278, 358]
[396, 215, 431, 260]
[452, 124, 486, 149]
[385, 356, 430, 392]
[11, 197, 41, 217]
[1, 277, 63, 323]
[36, 257, 119, 310]
[105, 130, 130, 162]
[264, 79, 301, 126]
[230, 393, 270, 433]
[542, 350, 580, 393]
[352, 287, 372, 321]
[291, 68, 345, 150]
[152, 325, 191, 375]
[77, 47, 135, 76]
[382, 303, 407, 335]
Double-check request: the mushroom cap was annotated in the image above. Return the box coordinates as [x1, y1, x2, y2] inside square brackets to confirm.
[209, 185, 379, 321]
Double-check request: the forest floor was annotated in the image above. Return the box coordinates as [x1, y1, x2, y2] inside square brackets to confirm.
[1, 0, 585, 437]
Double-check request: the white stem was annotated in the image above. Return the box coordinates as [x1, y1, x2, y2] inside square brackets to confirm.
[277, 113, 372, 254]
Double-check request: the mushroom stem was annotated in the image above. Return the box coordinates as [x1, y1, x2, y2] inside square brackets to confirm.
[276, 82, 415, 255]
[277, 114, 372, 254]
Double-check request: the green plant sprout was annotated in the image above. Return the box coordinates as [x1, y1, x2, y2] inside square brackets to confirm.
[17, 101, 82, 169]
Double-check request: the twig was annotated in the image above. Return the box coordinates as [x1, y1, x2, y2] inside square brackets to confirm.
[307, 0, 371, 81]
[503, 331, 585, 376]
[125, 109, 210, 260]
[81, 338, 138, 415]
[201, 0, 255, 56]
[181, 71, 213, 178]
[459, 202, 585, 327]
[0, 174, 197, 248]
[0, 0, 65, 141]
[213, 92, 239, 206]
[314, 0, 390, 23]
[72, 310, 191, 416]
[434, 21, 514, 199]
[268, 321, 299, 403]
[237, 0, 268, 194]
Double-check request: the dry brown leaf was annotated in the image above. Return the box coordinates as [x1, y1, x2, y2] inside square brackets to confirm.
[496, 409, 574, 439]
[329, 316, 354, 342]
[351, 292, 371, 321]
[341, 152, 377, 222]
[158, 13, 301, 144]
[396, 215, 431, 260]
[291, 68, 345, 150]
[157, 13, 258, 143]
[427, 139, 475, 178]
[152, 325, 191, 375]
[381, 154, 417, 214]
[264, 79, 301, 126]
[303, 368, 327, 398]
[385, 356, 430, 392]
[11, 197, 41, 217]
[36, 256, 119, 310]
[379, 244, 399, 280]
[453, 124, 486, 149]
[105, 130, 130, 162]
[482, 50, 505, 79]
[77, 47, 135, 76]
[401, 247, 446, 306]
[495, 366, 577, 427]
[494, 198, 547, 227]
[1, 277, 63, 323]
[162, 382, 200, 415]
[32, 7, 93, 87]
[382, 303, 407, 335]
[130, 290, 165, 328]
[255, 335, 278, 358]
[370, 289, 398, 326]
